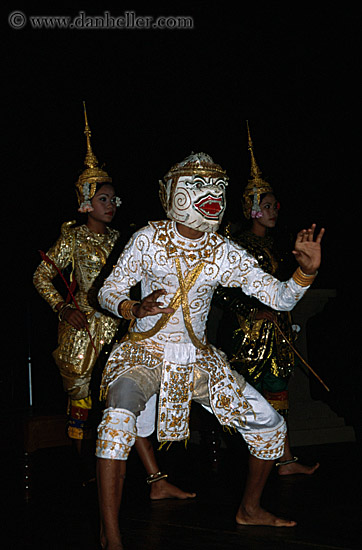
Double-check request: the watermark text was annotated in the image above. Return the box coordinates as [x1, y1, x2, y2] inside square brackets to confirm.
[8, 10, 194, 31]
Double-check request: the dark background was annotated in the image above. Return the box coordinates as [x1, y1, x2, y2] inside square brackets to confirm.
[3, 3, 360, 414]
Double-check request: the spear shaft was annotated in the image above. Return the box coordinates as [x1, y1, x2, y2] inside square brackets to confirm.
[273, 319, 330, 392]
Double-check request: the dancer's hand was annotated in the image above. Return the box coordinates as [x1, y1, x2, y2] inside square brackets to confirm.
[293, 224, 325, 274]
[63, 307, 88, 330]
[133, 289, 174, 318]
[255, 310, 276, 322]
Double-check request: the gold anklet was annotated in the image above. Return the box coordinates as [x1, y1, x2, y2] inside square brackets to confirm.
[146, 471, 168, 484]
[275, 456, 299, 467]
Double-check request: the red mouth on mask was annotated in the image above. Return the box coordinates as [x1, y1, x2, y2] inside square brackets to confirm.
[193, 194, 224, 220]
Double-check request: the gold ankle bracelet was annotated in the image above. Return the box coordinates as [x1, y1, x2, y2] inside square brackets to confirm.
[275, 456, 299, 467]
[146, 471, 168, 484]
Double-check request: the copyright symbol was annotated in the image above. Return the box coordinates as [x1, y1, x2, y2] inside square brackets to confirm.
[8, 11, 27, 29]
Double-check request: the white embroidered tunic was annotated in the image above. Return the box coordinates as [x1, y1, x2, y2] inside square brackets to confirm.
[98, 220, 309, 442]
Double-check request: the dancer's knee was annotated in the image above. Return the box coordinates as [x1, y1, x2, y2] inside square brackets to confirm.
[96, 407, 137, 460]
[107, 377, 147, 415]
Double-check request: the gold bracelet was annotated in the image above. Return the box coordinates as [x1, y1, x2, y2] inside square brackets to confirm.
[292, 267, 318, 287]
[119, 300, 140, 320]
[58, 302, 74, 321]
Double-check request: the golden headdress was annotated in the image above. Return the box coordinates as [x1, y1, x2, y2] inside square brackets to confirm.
[159, 152, 228, 213]
[75, 102, 112, 212]
[242, 122, 273, 219]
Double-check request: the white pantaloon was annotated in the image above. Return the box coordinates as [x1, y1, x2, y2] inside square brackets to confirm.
[96, 365, 286, 461]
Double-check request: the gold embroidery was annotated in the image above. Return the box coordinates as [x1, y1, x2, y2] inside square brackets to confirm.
[128, 260, 205, 343]
[158, 360, 194, 442]
[151, 220, 223, 269]
[174, 257, 208, 350]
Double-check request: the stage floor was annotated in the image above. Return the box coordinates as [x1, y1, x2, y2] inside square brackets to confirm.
[4, 427, 361, 550]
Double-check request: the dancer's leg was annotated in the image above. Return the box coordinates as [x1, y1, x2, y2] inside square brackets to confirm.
[96, 406, 137, 549]
[277, 432, 320, 475]
[97, 458, 126, 550]
[262, 385, 319, 475]
[134, 437, 196, 500]
[236, 455, 296, 526]
[195, 374, 297, 527]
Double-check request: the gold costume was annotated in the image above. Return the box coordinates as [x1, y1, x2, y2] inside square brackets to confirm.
[214, 123, 296, 415]
[33, 221, 120, 401]
[33, 103, 123, 439]
[215, 230, 295, 388]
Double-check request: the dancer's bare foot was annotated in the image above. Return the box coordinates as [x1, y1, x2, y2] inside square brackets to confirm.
[100, 522, 123, 550]
[100, 536, 123, 550]
[102, 543, 123, 550]
[278, 461, 320, 476]
[236, 504, 296, 527]
[150, 479, 196, 500]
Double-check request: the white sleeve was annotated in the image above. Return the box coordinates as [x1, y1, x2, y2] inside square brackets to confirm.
[220, 239, 310, 311]
[98, 228, 147, 317]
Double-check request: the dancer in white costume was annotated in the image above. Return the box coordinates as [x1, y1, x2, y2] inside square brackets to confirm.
[95, 153, 324, 549]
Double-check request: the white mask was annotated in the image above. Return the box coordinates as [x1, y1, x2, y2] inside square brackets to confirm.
[167, 175, 227, 232]
[160, 152, 228, 233]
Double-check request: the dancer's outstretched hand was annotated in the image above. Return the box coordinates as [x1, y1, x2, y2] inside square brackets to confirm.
[133, 289, 174, 318]
[292, 224, 325, 274]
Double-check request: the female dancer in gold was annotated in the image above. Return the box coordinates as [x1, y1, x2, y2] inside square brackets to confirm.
[215, 124, 319, 475]
[33, 105, 195, 499]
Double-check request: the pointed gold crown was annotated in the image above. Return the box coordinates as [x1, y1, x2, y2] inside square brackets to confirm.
[242, 121, 273, 219]
[75, 102, 112, 210]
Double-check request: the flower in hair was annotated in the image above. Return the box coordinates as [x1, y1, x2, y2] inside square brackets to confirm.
[112, 196, 122, 207]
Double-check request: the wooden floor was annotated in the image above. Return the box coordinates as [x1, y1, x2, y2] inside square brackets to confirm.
[4, 423, 361, 550]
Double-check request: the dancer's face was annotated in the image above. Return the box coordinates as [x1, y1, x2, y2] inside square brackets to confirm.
[88, 184, 118, 224]
[254, 193, 279, 229]
[167, 175, 227, 232]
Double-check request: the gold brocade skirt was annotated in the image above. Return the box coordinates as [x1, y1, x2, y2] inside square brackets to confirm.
[231, 313, 294, 383]
[53, 308, 119, 400]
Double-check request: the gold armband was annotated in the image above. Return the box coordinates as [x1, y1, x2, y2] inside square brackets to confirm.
[119, 300, 140, 320]
[292, 267, 318, 287]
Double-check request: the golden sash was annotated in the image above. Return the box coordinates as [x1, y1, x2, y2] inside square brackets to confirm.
[174, 257, 208, 350]
[128, 259, 205, 342]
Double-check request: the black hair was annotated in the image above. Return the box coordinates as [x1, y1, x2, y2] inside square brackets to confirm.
[93, 181, 115, 195]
